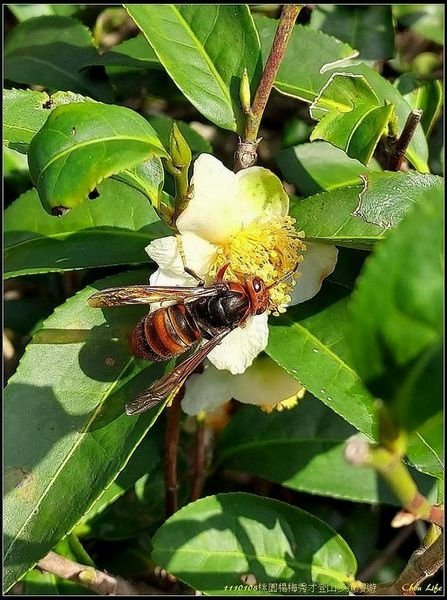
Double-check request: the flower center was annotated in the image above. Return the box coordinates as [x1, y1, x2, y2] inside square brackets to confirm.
[209, 216, 306, 312]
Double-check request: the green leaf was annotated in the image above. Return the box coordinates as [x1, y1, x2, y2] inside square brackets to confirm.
[126, 5, 261, 132]
[254, 18, 429, 171]
[113, 157, 165, 208]
[77, 432, 186, 541]
[7, 4, 83, 21]
[277, 141, 381, 196]
[74, 428, 163, 533]
[218, 398, 435, 505]
[393, 5, 444, 45]
[406, 413, 443, 480]
[56, 533, 95, 567]
[394, 74, 443, 138]
[4, 146, 29, 175]
[353, 171, 443, 229]
[4, 147, 32, 198]
[81, 454, 189, 542]
[267, 280, 377, 440]
[91, 34, 161, 69]
[4, 270, 166, 591]
[3, 88, 95, 154]
[152, 493, 357, 594]
[281, 118, 312, 148]
[146, 115, 212, 155]
[28, 102, 168, 214]
[4, 88, 53, 154]
[338, 64, 429, 172]
[310, 5, 395, 61]
[348, 190, 443, 432]
[310, 73, 395, 165]
[255, 16, 358, 103]
[290, 171, 443, 250]
[290, 186, 385, 250]
[4, 16, 113, 101]
[4, 179, 169, 279]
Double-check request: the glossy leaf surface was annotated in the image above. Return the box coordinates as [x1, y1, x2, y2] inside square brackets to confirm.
[4, 270, 167, 590]
[28, 102, 167, 214]
[395, 74, 443, 138]
[290, 171, 443, 249]
[255, 16, 358, 103]
[218, 400, 437, 503]
[5, 180, 168, 279]
[309, 73, 394, 165]
[3, 88, 94, 154]
[310, 5, 394, 61]
[255, 17, 429, 171]
[267, 280, 377, 440]
[348, 189, 443, 432]
[4, 15, 113, 101]
[152, 493, 357, 594]
[126, 5, 261, 132]
[277, 141, 380, 197]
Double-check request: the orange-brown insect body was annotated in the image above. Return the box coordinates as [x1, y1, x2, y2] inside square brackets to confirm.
[88, 270, 287, 415]
[129, 277, 268, 362]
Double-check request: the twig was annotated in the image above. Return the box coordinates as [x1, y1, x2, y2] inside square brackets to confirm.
[234, 4, 302, 171]
[165, 389, 183, 517]
[190, 416, 206, 501]
[37, 551, 157, 595]
[345, 437, 444, 528]
[358, 524, 416, 581]
[388, 110, 423, 171]
[365, 534, 444, 595]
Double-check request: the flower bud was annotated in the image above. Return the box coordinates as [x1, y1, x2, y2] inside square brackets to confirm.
[78, 568, 96, 584]
[239, 67, 251, 114]
[170, 122, 192, 169]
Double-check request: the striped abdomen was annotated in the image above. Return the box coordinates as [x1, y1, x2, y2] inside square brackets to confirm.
[130, 304, 202, 362]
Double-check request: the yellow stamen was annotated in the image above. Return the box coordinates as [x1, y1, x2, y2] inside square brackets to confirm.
[260, 387, 306, 413]
[209, 216, 306, 310]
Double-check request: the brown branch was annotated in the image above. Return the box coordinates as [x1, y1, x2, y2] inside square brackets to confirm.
[388, 109, 423, 171]
[234, 4, 302, 171]
[190, 416, 206, 501]
[249, 4, 301, 136]
[345, 437, 444, 528]
[37, 551, 157, 595]
[358, 524, 416, 582]
[364, 534, 444, 595]
[164, 389, 183, 517]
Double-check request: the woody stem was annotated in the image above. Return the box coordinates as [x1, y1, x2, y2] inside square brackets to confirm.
[234, 4, 302, 171]
[164, 389, 183, 517]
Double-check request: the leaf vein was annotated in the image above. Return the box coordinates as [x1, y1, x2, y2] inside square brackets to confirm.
[4, 355, 135, 562]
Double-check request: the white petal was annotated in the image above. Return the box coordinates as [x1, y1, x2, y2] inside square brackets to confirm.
[231, 355, 304, 408]
[235, 166, 289, 226]
[176, 154, 241, 243]
[290, 242, 338, 305]
[146, 232, 217, 278]
[181, 363, 233, 415]
[149, 268, 194, 287]
[207, 313, 269, 374]
[176, 155, 290, 244]
[147, 268, 194, 311]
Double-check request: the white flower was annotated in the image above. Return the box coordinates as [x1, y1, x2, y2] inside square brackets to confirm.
[182, 354, 306, 416]
[145, 154, 338, 412]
